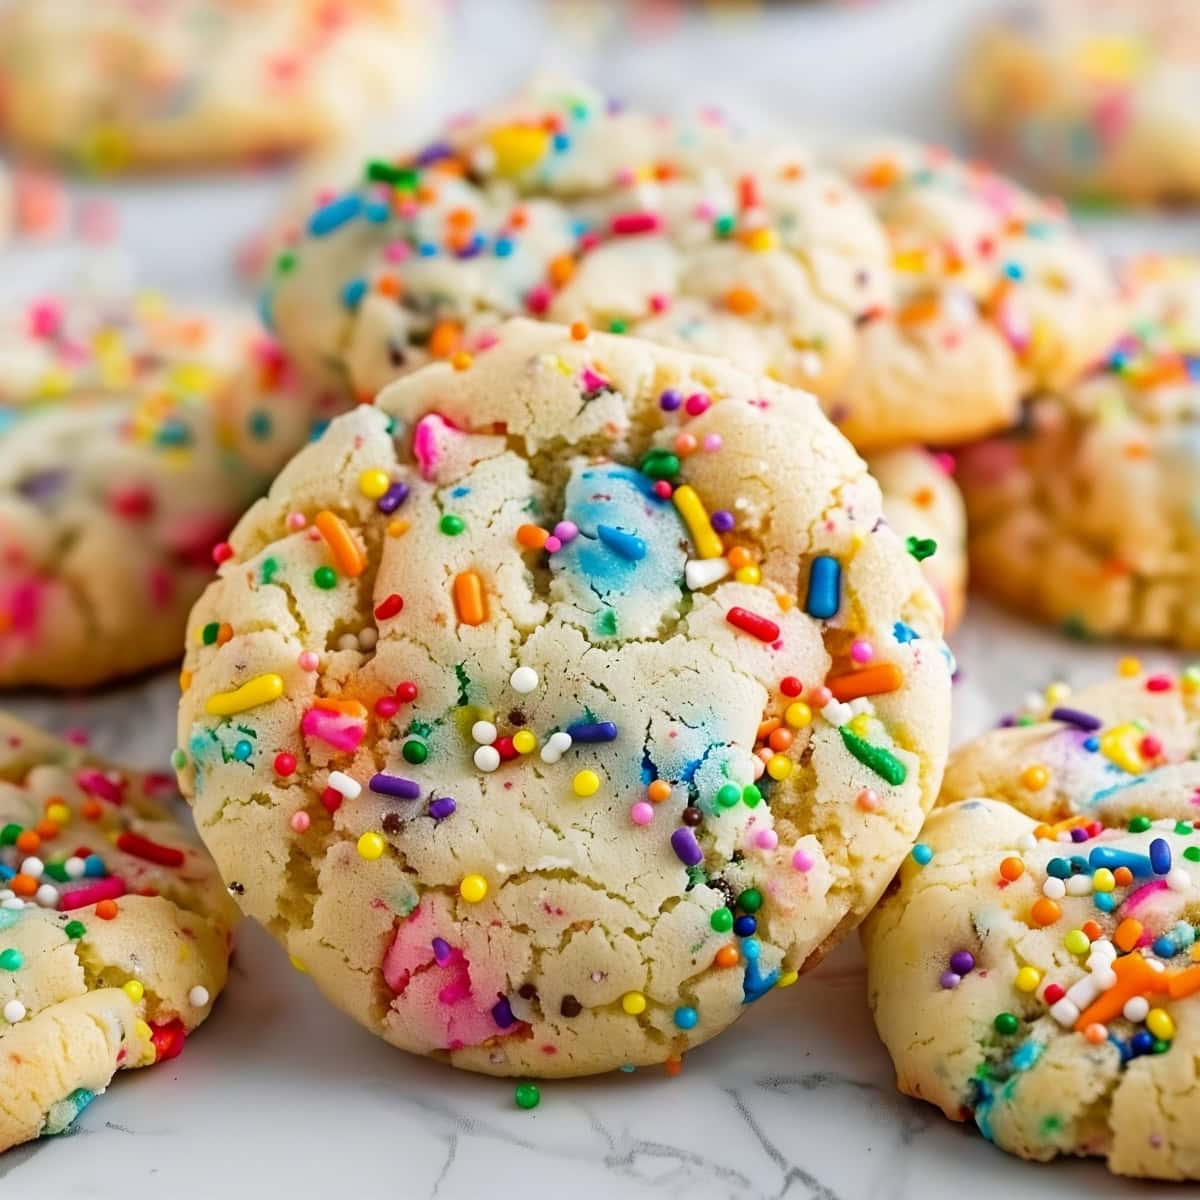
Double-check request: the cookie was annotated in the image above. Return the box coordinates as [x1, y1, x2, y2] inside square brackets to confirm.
[959, 254, 1200, 646]
[262, 78, 1116, 452]
[962, 0, 1200, 205]
[0, 713, 237, 1152]
[864, 664, 1200, 1178]
[868, 448, 967, 632]
[0, 0, 439, 171]
[0, 293, 332, 688]
[175, 319, 953, 1078]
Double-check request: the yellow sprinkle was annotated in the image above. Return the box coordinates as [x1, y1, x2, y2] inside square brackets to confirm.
[734, 565, 761, 586]
[1099, 723, 1146, 774]
[179, 669, 192, 692]
[1044, 682, 1071, 705]
[1063, 929, 1090, 956]
[1146, 1008, 1175, 1041]
[134, 1019, 153, 1042]
[766, 754, 792, 781]
[745, 227, 776, 252]
[572, 769, 601, 798]
[387, 518, 411, 537]
[784, 702, 812, 729]
[289, 955, 308, 973]
[45, 803, 71, 826]
[205, 673, 284, 717]
[358, 469, 391, 499]
[1015, 967, 1041, 993]
[1020, 764, 1049, 791]
[487, 124, 550, 175]
[357, 832, 386, 861]
[512, 730, 537, 755]
[1117, 657, 1142, 677]
[1092, 868, 1116, 893]
[621, 991, 647, 1015]
[775, 970, 799, 989]
[122, 980, 145, 1003]
[847, 713, 871, 737]
[672, 485, 723, 560]
[459, 874, 488, 903]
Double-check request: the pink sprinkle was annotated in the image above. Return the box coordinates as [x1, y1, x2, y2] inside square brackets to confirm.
[290, 812, 311, 833]
[413, 413, 459, 481]
[754, 829, 779, 851]
[792, 848, 814, 872]
[850, 639, 874, 664]
[702, 433, 722, 451]
[526, 284, 552, 314]
[553, 521, 578, 543]
[611, 211, 661, 236]
[64, 727, 90, 746]
[58, 876, 125, 911]
[301, 707, 365, 752]
[384, 241, 409, 263]
[1119, 879, 1167, 915]
[649, 292, 670, 313]
[580, 367, 608, 393]
[652, 481, 673, 499]
[375, 696, 400, 718]
[287, 512, 307, 530]
[27, 298, 63, 338]
[630, 802, 654, 826]
[211, 541, 234, 565]
[543, 536, 562, 553]
[298, 651, 319, 671]
[77, 768, 124, 805]
[808, 686, 832, 708]
[684, 393, 710, 416]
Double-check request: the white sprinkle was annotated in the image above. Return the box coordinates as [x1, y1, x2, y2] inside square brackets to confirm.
[1016, 832, 1038, 852]
[1065, 874, 1093, 896]
[471, 720, 498, 746]
[684, 558, 730, 590]
[21, 857, 43, 879]
[474, 745, 501, 773]
[1065, 976, 1099, 1009]
[327, 771, 361, 800]
[820, 700, 852, 727]
[3, 1000, 26, 1023]
[1123, 996, 1150, 1023]
[35, 884, 58, 908]
[1049, 998, 1079, 1027]
[1091, 968, 1117, 991]
[1, 897, 24, 911]
[64, 857, 85, 880]
[337, 634, 359, 652]
[189, 986, 211, 1008]
[510, 667, 539, 694]
[539, 731, 573, 764]
[1167, 867, 1192, 893]
[1041, 877, 1066, 900]
[358, 627, 378, 650]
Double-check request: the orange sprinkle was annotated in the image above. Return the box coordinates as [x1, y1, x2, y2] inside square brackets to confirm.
[312, 697, 369, 719]
[714, 945, 740, 969]
[516, 524, 549, 550]
[453, 571, 487, 626]
[428, 321, 461, 359]
[1114, 866, 1134, 887]
[897, 295, 941, 327]
[1081, 920, 1104, 942]
[387, 518, 410, 538]
[1075, 952, 1166, 1030]
[859, 159, 899, 189]
[1167, 963, 1200, 1000]
[314, 510, 366, 578]
[776, 593, 794, 612]
[15, 831, 40, 854]
[35, 819, 60, 840]
[179, 669, 192, 692]
[647, 780, 671, 803]
[727, 546, 754, 570]
[1114, 918, 1143, 952]
[1084, 1023, 1108, 1045]
[446, 207, 474, 229]
[548, 255, 576, 286]
[375, 273, 402, 298]
[912, 487, 935, 508]
[999, 856, 1024, 882]
[217, 622, 233, 646]
[665, 1056, 683, 1077]
[95, 899, 119, 920]
[81, 800, 103, 821]
[1030, 898, 1061, 927]
[451, 351, 473, 371]
[11, 874, 36, 897]
[756, 717, 782, 741]
[827, 663, 903, 702]
[569, 321, 589, 341]
[768, 728, 793, 752]
[725, 286, 759, 315]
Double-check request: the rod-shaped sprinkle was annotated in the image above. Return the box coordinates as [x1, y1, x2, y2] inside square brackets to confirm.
[370, 773, 422, 800]
[805, 556, 841, 619]
[205, 672, 284, 717]
[827, 663, 903, 702]
[596, 524, 646, 561]
[453, 571, 487, 626]
[315, 510, 367, 578]
[672, 485, 723, 560]
[725, 606, 780, 643]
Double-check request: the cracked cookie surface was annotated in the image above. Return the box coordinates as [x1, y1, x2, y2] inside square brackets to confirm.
[865, 664, 1200, 1179]
[0, 293, 334, 688]
[0, 712, 236, 1152]
[0, 0, 439, 170]
[959, 254, 1200, 646]
[175, 319, 951, 1078]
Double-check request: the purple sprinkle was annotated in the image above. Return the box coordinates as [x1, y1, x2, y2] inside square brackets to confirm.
[670, 826, 703, 867]
[415, 141, 454, 166]
[1050, 706, 1102, 732]
[492, 995, 516, 1029]
[18, 469, 69, 503]
[710, 510, 735, 533]
[949, 950, 974, 975]
[1070, 826, 1090, 843]
[370, 772, 421, 800]
[658, 388, 681, 412]
[377, 481, 410, 515]
[432, 937, 452, 965]
[939, 971, 961, 990]
[429, 796, 456, 821]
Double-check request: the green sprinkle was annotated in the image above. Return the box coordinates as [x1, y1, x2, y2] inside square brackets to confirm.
[905, 536, 937, 562]
[0, 948, 23, 971]
[1128, 815, 1152, 833]
[1184, 847, 1200, 863]
[260, 557, 280, 584]
[716, 784, 741, 808]
[1175, 821, 1194, 836]
[201, 622, 220, 645]
[313, 566, 337, 589]
[0, 824, 21, 847]
[514, 1082, 541, 1110]
[402, 740, 428, 765]
[170, 748, 188, 771]
[366, 160, 418, 189]
[714, 214, 735, 237]
[710, 907, 734, 933]
[993, 1012, 1020, 1036]
[608, 319, 627, 334]
[839, 726, 907, 785]
[639, 449, 680, 480]
[738, 888, 762, 913]
[64, 921, 86, 940]
[597, 609, 618, 636]
[440, 514, 465, 536]
[741, 784, 761, 808]
[275, 250, 296, 275]
[43, 862, 70, 882]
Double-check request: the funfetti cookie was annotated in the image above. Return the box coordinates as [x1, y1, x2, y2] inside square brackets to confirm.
[0, 0, 439, 172]
[175, 320, 953, 1079]
[864, 664, 1200, 1179]
[0, 294, 333, 689]
[0, 713, 237, 1153]
[962, 0, 1200, 206]
[959, 255, 1200, 647]
[262, 77, 1114, 453]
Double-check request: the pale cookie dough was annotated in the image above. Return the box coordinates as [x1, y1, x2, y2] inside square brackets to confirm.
[868, 448, 967, 632]
[962, 0, 1200, 205]
[0, 0, 439, 172]
[959, 255, 1200, 646]
[175, 320, 953, 1078]
[0, 713, 237, 1152]
[865, 663, 1200, 1179]
[263, 78, 1118, 452]
[0, 293, 334, 689]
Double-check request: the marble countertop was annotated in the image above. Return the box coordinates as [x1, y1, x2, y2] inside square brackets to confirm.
[2, 0, 1199, 1195]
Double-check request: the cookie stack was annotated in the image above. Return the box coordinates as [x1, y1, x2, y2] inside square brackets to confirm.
[2, 64, 1198, 1184]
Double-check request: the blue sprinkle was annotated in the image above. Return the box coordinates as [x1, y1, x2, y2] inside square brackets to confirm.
[308, 194, 363, 237]
[1153, 936, 1177, 958]
[232, 740, 252, 762]
[493, 238, 514, 257]
[1150, 837, 1172, 875]
[1089, 846, 1155, 878]
[912, 844, 933, 866]
[552, 132, 571, 152]
[83, 854, 107, 878]
[1046, 857, 1071, 879]
[674, 1006, 698, 1030]
[492, 996, 516, 1029]
[418, 242, 438, 257]
[566, 721, 618, 743]
[1002, 260, 1025, 281]
[596, 524, 646, 561]
[364, 201, 390, 224]
[258, 289, 275, 332]
[1083, 736, 1100, 752]
[805, 555, 841, 619]
[893, 621, 920, 644]
[342, 278, 367, 310]
[734, 915, 757, 937]
[1093, 892, 1116, 913]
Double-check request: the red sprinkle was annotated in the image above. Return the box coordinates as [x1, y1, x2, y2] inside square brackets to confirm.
[494, 736, 518, 762]
[1145, 675, 1173, 692]
[116, 832, 185, 868]
[151, 1020, 187, 1063]
[274, 752, 297, 776]
[780, 676, 803, 697]
[76, 769, 124, 805]
[610, 211, 661, 235]
[1043, 983, 1066, 1005]
[725, 606, 780, 643]
[211, 541, 234, 565]
[374, 593, 404, 620]
[58, 876, 126, 911]
[395, 681, 418, 702]
[320, 787, 343, 814]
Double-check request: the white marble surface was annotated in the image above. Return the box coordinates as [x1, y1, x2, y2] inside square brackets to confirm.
[3, 0, 1200, 1195]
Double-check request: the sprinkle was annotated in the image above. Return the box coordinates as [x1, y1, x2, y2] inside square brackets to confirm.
[4, 1000, 26, 1023]
[805, 556, 841, 619]
[514, 1082, 540, 1110]
[839, 726, 907, 785]
[670, 827, 703, 866]
[205, 673, 284, 717]
[459, 874, 488, 903]
[453, 571, 487, 626]
[369, 773, 421, 800]
[308, 194, 363, 236]
[377, 482, 410, 515]
[1050, 706, 1102, 731]
[566, 721, 617, 743]
[596, 524, 646, 561]
[115, 832, 184, 868]
[289, 812, 310, 833]
[725, 607, 779, 643]
[672, 485, 723, 559]
[911, 844, 933, 866]
[611, 212, 661, 235]
[685, 558, 730, 590]
[572, 770, 600, 798]
[1015, 967, 1041, 992]
[510, 667, 539, 693]
[1030, 897, 1061, 926]
[474, 746, 501, 773]
[826, 663, 902, 702]
[374, 593, 404, 620]
[539, 731, 573, 764]
[516, 524, 549, 549]
[357, 832, 386, 860]
[314, 511, 366, 578]
[429, 797, 456, 821]
[327, 771, 361, 800]
[512, 730, 537, 755]
[630, 802, 654, 825]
